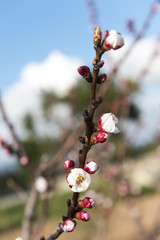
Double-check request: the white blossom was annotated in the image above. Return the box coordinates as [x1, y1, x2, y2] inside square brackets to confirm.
[98, 113, 120, 134]
[35, 176, 48, 193]
[67, 168, 91, 192]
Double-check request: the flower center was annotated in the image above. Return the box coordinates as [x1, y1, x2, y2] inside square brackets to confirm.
[76, 175, 85, 185]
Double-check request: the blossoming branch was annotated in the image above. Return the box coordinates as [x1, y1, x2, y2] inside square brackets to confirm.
[41, 27, 124, 240]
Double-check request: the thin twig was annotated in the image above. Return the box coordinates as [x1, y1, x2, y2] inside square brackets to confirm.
[6, 178, 28, 201]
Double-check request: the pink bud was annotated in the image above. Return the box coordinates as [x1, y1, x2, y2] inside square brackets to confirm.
[84, 161, 99, 174]
[64, 160, 75, 170]
[20, 156, 29, 165]
[77, 66, 91, 78]
[91, 131, 108, 144]
[79, 197, 94, 208]
[61, 219, 76, 232]
[76, 211, 90, 221]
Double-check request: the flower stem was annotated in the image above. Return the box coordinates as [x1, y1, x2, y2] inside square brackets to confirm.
[66, 48, 102, 218]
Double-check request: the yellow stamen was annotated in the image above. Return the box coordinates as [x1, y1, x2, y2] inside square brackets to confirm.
[76, 175, 85, 185]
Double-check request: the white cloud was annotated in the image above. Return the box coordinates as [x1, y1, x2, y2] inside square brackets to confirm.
[21, 51, 82, 95]
[1, 51, 82, 138]
[108, 36, 160, 82]
[0, 51, 83, 172]
[106, 36, 160, 145]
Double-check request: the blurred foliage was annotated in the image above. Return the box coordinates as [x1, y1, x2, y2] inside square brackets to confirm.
[23, 113, 35, 134]
[0, 203, 25, 233]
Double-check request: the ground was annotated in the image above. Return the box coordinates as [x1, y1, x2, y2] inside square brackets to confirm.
[1, 193, 160, 240]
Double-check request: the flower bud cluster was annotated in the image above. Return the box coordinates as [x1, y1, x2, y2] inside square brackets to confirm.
[62, 27, 124, 234]
[64, 160, 99, 192]
[61, 195, 94, 232]
[91, 113, 120, 144]
[93, 26, 124, 51]
[0, 138, 29, 166]
[63, 159, 98, 231]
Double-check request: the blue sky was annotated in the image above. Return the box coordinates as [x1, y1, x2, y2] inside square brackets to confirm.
[0, 0, 160, 91]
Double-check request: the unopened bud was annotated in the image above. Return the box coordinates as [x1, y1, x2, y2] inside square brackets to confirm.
[64, 160, 75, 170]
[91, 132, 108, 144]
[84, 161, 99, 174]
[103, 30, 124, 51]
[78, 197, 94, 208]
[61, 219, 76, 232]
[77, 66, 92, 82]
[94, 26, 102, 45]
[97, 74, 107, 84]
[76, 211, 90, 221]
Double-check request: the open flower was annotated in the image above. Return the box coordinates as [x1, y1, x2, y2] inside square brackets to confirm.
[66, 168, 91, 192]
[98, 113, 120, 134]
[61, 219, 76, 232]
[103, 30, 124, 50]
[84, 161, 99, 174]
